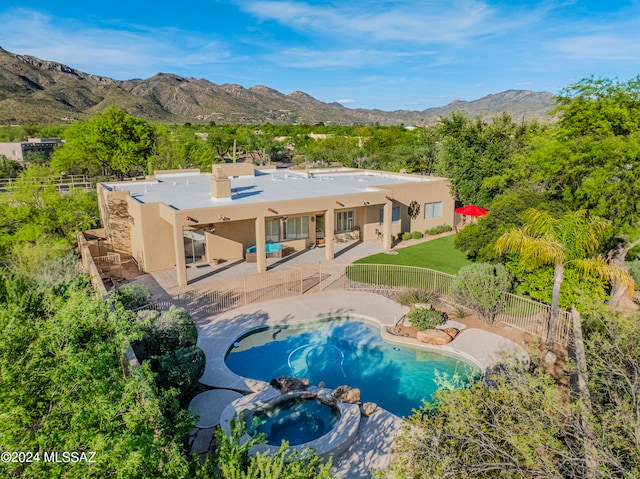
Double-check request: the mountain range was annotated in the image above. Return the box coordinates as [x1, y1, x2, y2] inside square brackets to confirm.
[0, 46, 555, 126]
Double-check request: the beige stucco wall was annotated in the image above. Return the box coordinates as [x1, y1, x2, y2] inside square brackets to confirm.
[95, 171, 456, 284]
[207, 219, 255, 260]
[384, 179, 455, 235]
[128, 200, 175, 272]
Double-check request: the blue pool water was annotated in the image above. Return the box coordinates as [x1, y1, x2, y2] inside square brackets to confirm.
[225, 318, 479, 417]
[245, 397, 340, 446]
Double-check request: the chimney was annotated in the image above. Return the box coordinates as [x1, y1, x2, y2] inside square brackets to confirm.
[211, 166, 231, 199]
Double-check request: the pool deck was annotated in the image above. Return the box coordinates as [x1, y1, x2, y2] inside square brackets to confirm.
[195, 290, 528, 479]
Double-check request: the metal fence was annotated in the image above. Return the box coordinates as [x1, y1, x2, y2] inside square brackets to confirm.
[343, 263, 456, 296]
[176, 267, 304, 318]
[76, 229, 573, 347]
[340, 264, 571, 346]
[169, 262, 572, 346]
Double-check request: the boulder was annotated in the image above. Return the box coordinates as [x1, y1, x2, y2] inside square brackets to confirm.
[360, 402, 378, 417]
[332, 385, 361, 403]
[442, 327, 460, 339]
[317, 388, 338, 407]
[300, 391, 318, 400]
[269, 376, 309, 393]
[416, 328, 453, 345]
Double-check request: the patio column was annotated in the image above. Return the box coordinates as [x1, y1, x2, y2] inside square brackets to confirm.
[173, 224, 188, 287]
[325, 208, 335, 260]
[255, 215, 267, 273]
[382, 200, 392, 250]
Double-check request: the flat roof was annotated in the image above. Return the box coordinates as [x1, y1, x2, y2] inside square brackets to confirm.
[102, 169, 439, 211]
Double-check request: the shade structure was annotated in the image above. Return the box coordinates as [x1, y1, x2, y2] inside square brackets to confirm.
[454, 204, 488, 217]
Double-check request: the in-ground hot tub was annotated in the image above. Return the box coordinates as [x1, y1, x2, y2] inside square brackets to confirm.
[220, 388, 360, 459]
[244, 395, 341, 446]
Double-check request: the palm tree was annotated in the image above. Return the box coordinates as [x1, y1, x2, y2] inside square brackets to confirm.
[496, 209, 634, 351]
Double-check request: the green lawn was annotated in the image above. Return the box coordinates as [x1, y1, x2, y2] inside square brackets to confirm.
[353, 234, 472, 275]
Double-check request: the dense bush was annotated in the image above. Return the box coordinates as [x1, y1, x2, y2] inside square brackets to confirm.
[200, 416, 334, 479]
[407, 307, 446, 330]
[111, 283, 153, 310]
[401, 232, 412, 241]
[453, 263, 512, 323]
[0, 270, 191, 478]
[426, 224, 453, 235]
[411, 231, 424, 239]
[626, 259, 640, 288]
[135, 306, 198, 359]
[397, 288, 439, 306]
[152, 345, 205, 400]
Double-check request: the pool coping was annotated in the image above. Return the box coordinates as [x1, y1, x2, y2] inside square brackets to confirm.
[196, 290, 529, 394]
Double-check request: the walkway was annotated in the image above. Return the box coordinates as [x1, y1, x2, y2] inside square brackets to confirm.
[194, 290, 528, 479]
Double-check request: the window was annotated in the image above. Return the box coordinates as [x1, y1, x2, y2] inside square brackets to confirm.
[335, 210, 354, 233]
[379, 207, 400, 224]
[265, 218, 280, 243]
[284, 216, 309, 240]
[424, 201, 443, 219]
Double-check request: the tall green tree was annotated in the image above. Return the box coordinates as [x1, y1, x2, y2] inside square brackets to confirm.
[495, 209, 633, 351]
[51, 105, 154, 177]
[0, 165, 99, 259]
[531, 76, 640, 304]
[434, 112, 537, 207]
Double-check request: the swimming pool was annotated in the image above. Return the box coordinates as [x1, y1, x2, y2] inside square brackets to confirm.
[225, 317, 479, 417]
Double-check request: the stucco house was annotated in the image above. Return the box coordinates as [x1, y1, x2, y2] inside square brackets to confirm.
[96, 164, 457, 286]
[0, 137, 64, 161]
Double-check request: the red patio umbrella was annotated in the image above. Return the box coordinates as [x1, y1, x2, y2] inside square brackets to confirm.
[454, 204, 488, 216]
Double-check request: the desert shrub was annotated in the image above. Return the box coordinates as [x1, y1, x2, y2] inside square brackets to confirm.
[208, 416, 334, 479]
[401, 232, 412, 241]
[453, 263, 512, 324]
[111, 283, 152, 310]
[135, 306, 198, 359]
[411, 231, 424, 239]
[407, 307, 446, 330]
[397, 288, 439, 306]
[151, 345, 205, 400]
[426, 224, 453, 235]
[626, 259, 640, 289]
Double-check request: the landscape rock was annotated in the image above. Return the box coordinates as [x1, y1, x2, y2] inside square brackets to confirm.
[300, 391, 318, 400]
[332, 385, 361, 403]
[416, 328, 453, 345]
[360, 402, 378, 417]
[442, 327, 460, 339]
[317, 388, 338, 407]
[269, 376, 309, 393]
[544, 350, 557, 365]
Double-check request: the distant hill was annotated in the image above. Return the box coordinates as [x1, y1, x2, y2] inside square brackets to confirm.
[0, 46, 555, 125]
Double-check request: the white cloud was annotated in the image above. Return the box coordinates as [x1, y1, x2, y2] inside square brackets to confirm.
[552, 34, 640, 61]
[336, 98, 355, 104]
[0, 9, 231, 79]
[242, 0, 497, 44]
[267, 47, 434, 68]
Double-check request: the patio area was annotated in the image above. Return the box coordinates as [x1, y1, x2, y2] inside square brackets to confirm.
[153, 239, 385, 295]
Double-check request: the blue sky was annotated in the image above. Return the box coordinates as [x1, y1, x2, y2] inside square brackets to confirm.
[1, 1, 639, 111]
